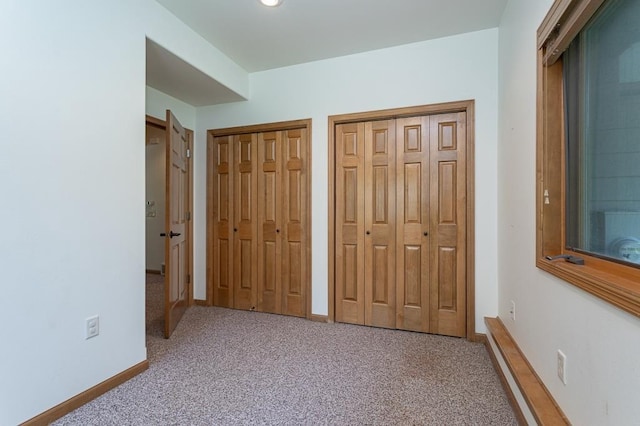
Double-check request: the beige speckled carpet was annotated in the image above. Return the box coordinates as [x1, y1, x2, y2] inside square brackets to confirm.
[54, 274, 516, 425]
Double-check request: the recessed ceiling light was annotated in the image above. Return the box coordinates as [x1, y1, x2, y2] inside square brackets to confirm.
[259, 0, 283, 6]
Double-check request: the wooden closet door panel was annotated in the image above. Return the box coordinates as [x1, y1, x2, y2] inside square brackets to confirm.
[257, 131, 282, 314]
[395, 117, 431, 332]
[212, 135, 234, 308]
[234, 133, 258, 311]
[335, 122, 365, 325]
[282, 128, 307, 317]
[429, 112, 466, 337]
[364, 120, 396, 328]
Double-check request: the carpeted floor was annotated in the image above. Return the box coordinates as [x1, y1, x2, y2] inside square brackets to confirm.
[54, 274, 517, 425]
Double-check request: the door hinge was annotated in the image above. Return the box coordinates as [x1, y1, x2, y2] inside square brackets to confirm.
[186, 274, 191, 284]
[186, 148, 191, 158]
[186, 211, 191, 221]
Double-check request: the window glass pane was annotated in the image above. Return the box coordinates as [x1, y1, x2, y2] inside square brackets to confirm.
[565, 0, 640, 265]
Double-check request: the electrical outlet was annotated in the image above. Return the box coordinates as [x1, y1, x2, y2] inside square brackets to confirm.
[86, 315, 99, 340]
[510, 300, 516, 321]
[557, 350, 567, 385]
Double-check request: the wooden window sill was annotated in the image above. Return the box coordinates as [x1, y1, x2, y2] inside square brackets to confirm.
[537, 257, 640, 317]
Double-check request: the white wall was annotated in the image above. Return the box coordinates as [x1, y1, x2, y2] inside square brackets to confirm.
[0, 3, 145, 424]
[146, 86, 197, 129]
[195, 29, 500, 327]
[0, 2, 240, 424]
[498, 0, 640, 424]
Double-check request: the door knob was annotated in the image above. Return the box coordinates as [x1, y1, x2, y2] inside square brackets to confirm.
[366, 231, 371, 235]
[160, 232, 166, 237]
[169, 231, 181, 238]
[423, 232, 428, 236]
[276, 229, 280, 233]
[234, 228, 238, 232]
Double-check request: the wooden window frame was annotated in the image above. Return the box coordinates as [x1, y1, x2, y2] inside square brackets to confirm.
[537, 0, 640, 317]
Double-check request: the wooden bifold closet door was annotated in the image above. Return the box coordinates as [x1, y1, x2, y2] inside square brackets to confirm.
[335, 112, 467, 337]
[210, 126, 309, 318]
[335, 120, 397, 328]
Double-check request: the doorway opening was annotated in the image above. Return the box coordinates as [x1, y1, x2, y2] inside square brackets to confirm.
[145, 113, 194, 339]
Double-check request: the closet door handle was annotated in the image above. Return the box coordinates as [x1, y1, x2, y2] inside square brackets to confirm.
[366, 230, 371, 235]
[276, 229, 280, 233]
[234, 228, 238, 232]
[423, 232, 428, 236]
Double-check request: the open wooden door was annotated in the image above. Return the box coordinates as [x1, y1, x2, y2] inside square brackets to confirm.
[164, 110, 189, 338]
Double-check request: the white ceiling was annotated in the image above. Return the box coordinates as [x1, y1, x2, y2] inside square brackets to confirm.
[148, 0, 508, 105]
